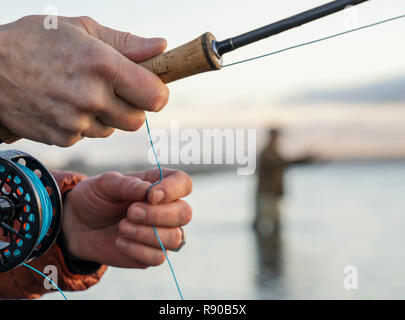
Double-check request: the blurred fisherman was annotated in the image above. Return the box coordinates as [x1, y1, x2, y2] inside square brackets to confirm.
[255, 128, 316, 235]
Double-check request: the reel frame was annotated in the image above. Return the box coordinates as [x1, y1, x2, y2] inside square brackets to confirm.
[0, 150, 62, 273]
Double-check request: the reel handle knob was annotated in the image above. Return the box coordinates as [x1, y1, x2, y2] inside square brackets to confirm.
[0, 32, 223, 144]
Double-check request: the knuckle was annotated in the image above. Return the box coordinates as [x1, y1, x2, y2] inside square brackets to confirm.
[153, 209, 163, 226]
[84, 99, 102, 114]
[52, 132, 81, 148]
[51, 110, 88, 134]
[120, 32, 134, 51]
[76, 16, 97, 29]
[76, 89, 105, 113]
[89, 50, 112, 73]
[88, 118, 115, 138]
[99, 126, 115, 138]
[16, 15, 35, 24]
[50, 110, 67, 130]
[99, 171, 122, 184]
[104, 171, 123, 180]
[147, 85, 169, 112]
[45, 103, 69, 131]
[82, 43, 116, 77]
[17, 15, 45, 26]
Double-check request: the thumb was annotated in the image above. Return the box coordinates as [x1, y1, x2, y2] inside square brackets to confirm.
[94, 24, 167, 62]
[94, 171, 152, 202]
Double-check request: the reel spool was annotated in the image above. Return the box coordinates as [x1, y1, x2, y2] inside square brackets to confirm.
[0, 150, 62, 273]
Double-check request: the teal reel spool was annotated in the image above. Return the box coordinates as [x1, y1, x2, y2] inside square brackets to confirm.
[0, 150, 62, 273]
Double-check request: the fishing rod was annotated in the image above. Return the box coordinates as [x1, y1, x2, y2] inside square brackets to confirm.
[0, 0, 372, 143]
[140, 0, 370, 83]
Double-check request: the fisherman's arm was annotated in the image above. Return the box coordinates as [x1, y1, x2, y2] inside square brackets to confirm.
[0, 168, 193, 299]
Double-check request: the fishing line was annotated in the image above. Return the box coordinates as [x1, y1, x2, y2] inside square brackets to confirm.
[1, 6, 402, 303]
[16, 164, 67, 300]
[0, 151, 64, 299]
[139, 12, 405, 301]
[22, 262, 68, 300]
[15, 164, 52, 245]
[223, 14, 405, 68]
[145, 117, 184, 300]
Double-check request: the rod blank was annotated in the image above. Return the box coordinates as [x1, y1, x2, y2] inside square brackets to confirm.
[215, 0, 370, 56]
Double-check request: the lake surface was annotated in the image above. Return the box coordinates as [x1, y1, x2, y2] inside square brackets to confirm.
[42, 161, 405, 300]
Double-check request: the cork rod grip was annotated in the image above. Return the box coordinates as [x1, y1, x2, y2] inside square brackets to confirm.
[0, 32, 222, 144]
[139, 32, 222, 83]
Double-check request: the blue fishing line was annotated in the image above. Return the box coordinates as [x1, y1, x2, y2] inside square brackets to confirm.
[15, 164, 68, 300]
[145, 117, 184, 300]
[140, 13, 405, 301]
[22, 263, 68, 300]
[223, 14, 405, 68]
[13, 12, 404, 302]
[16, 164, 52, 244]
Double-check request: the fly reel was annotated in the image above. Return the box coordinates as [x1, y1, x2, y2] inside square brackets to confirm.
[0, 150, 62, 273]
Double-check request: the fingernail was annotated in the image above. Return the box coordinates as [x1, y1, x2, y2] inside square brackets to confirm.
[131, 207, 146, 221]
[116, 237, 129, 249]
[147, 37, 166, 47]
[123, 223, 137, 235]
[151, 189, 165, 204]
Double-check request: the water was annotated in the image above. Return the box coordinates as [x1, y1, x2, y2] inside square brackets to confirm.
[42, 161, 405, 300]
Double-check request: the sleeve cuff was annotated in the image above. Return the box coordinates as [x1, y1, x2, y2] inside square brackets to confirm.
[56, 189, 102, 275]
[56, 228, 102, 275]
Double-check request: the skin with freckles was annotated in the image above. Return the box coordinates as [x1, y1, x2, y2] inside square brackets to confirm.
[62, 168, 193, 268]
[0, 15, 169, 147]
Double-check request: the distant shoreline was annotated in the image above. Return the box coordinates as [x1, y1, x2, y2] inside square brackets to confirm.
[59, 157, 405, 176]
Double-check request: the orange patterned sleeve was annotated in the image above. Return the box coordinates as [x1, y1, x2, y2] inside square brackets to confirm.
[0, 170, 107, 300]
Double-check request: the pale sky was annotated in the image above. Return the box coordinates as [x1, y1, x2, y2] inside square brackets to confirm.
[1, 0, 404, 107]
[1, 1, 405, 166]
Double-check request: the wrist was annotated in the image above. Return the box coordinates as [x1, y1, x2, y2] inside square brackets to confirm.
[59, 190, 103, 275]
[61, 191, 84, 260]
[57, 221, 102, 275]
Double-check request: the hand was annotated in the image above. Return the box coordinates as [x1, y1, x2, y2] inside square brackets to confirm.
[0, 15, 169, 146]
[62, 169, 192, 268]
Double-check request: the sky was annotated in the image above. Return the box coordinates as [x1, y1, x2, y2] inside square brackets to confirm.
[1, 0, 404, 107]
[1, 0, 405, 165]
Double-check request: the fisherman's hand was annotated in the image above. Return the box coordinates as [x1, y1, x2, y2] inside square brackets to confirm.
[0, 15, 168, 147]
[62, 169, 192, 268]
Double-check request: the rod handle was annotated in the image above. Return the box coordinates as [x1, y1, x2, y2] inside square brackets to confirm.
[0, 32, 222, 144]
[139, 32, 222, 84]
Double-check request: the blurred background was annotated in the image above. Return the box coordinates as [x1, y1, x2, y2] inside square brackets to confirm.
[1, 0, 405, 299]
